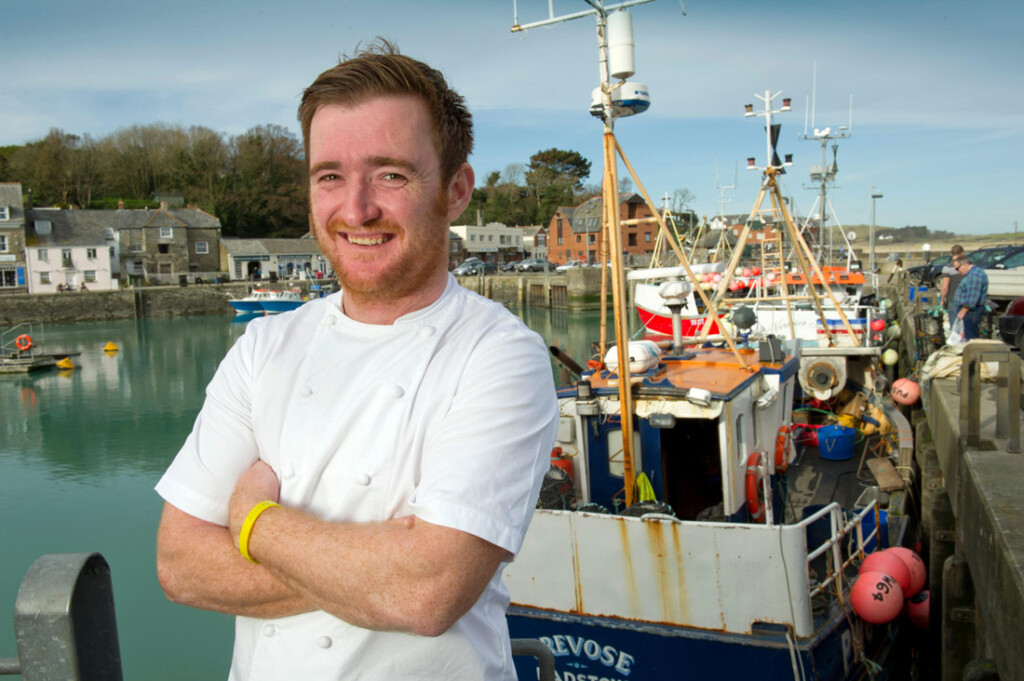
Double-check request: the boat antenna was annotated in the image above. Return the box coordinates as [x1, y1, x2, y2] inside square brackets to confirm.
[798, 69, 853, 267]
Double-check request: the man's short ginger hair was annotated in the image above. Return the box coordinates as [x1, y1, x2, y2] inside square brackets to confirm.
[298, 39, 473, 183]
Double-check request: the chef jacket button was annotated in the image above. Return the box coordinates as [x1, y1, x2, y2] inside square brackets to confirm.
[282, 465, 296, 479]
[356, 473, 371, 486]
[263, 624, 276, 637]
[419, 326, 435, 339]
[390, 385, 404, 398]
[301, 385, 313, 398]
[317, 636, 333, 649]
[325, 316, 336, 327]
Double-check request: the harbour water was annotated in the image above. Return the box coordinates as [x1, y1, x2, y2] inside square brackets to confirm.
[0, 307, 614, 680]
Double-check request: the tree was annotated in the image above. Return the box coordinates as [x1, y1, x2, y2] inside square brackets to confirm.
[525, 148, 591, 224]
[671, 188, 694, 216]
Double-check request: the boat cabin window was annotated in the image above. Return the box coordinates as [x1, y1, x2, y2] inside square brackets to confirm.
[735, 413, 747, 466]
[605, 428, 641, 479]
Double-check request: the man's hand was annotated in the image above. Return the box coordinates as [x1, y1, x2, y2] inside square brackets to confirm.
[228, 460, 281, 546]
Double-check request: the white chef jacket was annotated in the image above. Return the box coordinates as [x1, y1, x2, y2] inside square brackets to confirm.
[156, 276, 558, 680]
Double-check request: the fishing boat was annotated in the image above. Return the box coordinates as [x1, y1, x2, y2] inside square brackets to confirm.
[632, 90, 883, 401]
[227, 288, 304, 314]
[506, 3, 916, 679]
[258, 289, 304, 313]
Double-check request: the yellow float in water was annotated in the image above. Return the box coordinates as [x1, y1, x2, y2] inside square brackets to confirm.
[103, 341, 119, 352]
[56, 357, 75, 370]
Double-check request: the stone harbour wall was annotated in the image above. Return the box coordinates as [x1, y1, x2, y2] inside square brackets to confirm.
[0, 282, 331, 326]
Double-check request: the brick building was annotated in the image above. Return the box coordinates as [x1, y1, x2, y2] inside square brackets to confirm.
[546, 193, 658, 266]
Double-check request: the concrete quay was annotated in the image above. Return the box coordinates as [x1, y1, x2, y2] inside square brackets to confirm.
[915, 344, 1024, 681]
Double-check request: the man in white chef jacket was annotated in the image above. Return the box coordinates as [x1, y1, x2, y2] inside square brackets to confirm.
[155, 41, 558, 681]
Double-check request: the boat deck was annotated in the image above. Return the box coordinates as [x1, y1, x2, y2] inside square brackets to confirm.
[584, 347, 793, 399]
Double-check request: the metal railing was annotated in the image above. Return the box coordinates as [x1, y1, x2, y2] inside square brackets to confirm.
[802, 501, 880, 602]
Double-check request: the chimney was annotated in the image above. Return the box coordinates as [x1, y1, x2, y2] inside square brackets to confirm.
[160, 201, 168, 211]
[117, 199, 124, 211]
[476, 209, 483, 226]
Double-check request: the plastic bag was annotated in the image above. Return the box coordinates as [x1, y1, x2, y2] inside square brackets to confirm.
[947, 318, 965, 345]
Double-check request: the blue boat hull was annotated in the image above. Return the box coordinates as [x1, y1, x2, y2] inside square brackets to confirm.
[260, 300, 304, 313]
[229, 300, 264, 313]
[508, 604, 905, 681]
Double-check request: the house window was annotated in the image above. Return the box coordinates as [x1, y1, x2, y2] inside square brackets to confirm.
[160, 227, 173, 238]
[38, 248, 48, 261]
[130, 244, 144, 253]
[87, 248, 97, 259]
[84, 270, 97, 283]
[557, 237, 563, 246]
[159, 263, 172, 274]
[195, 241, 209, 254]
[40, 271, 50, 284]
[109, 246, 115, 258]
[628, 234, 637, 247]
[645, 232, 651, 242]
[588, 234, 595, 244]
[470, 234, 476, 242]
[0, 235, 6, 252]
[62, 249, 73, 267]
[576, 235, 581, 243]
[0, 206, 8, 221]
[158, 244, 169, 254]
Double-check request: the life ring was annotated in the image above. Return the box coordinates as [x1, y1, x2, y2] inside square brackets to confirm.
[745, 451, 765, 522]
[774, 425, 791, 473]
[15, 334, 32, 351]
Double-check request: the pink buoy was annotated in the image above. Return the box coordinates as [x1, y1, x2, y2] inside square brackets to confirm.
[886, 547, 926, 597]
[860, 550, 912, 594]
[870, 319, 887, 332]
[729, 280, 743, 292]
[741, 267, 752, 278]
[891, 378, 921, 406]
[712, 273, 723, 284]
[851, 571, 904, 624]
[906, 590, 930, 629]
[766, 271, 777, 282]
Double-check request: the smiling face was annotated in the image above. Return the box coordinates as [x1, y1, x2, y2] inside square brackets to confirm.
[308, 95, 473, 323]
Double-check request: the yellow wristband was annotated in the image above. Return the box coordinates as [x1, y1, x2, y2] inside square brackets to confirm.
[239, 501, 280, 564]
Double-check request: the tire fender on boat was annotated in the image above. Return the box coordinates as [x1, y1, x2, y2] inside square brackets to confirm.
[15, 334, 32, 351]
[745, 451, 765, 522]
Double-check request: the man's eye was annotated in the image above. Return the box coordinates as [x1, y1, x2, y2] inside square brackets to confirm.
[317, 173, 339, 182]
[382, 173, 407, 184]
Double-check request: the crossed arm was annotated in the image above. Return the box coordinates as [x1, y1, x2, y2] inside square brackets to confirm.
[156, 461, 507, 635]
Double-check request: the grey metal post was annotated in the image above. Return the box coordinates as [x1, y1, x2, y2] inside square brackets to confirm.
[510, 638, 556, 681]
[6, 553, 123, 681]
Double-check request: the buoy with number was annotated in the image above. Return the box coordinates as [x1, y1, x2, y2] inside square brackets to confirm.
[851, 571, 904, 624]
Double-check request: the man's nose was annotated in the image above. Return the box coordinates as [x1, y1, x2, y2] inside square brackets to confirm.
[339, 178, 382, 227]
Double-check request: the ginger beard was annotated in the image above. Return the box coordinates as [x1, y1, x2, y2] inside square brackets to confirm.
[316, 187, 450, 305]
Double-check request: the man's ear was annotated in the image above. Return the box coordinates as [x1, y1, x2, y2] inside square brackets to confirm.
[445, 163, 475, 222]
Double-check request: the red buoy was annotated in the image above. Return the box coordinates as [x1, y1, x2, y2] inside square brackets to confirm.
[886, 547, 926, 597]
[860, 551, 912, 594]
[870, 318, 887, 332]
[851, 571, 904, 624]
[891, 378, 921, 406]
[906, 590, 930, 629]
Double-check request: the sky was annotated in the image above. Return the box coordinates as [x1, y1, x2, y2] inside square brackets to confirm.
[3, 0, 1022, 236]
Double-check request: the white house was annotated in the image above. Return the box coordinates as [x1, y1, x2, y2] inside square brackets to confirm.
[24, 210, 119, 292]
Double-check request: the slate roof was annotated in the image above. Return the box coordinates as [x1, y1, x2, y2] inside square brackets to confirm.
[0, 183, 25, 223]
[567, 193, 643, 234]
[24, 209, 112, 247]
[221, 237, 324, 257]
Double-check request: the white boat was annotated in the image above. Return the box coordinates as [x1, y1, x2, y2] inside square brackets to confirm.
[258, 289, 304, 314]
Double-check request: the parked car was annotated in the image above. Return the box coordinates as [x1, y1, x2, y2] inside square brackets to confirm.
[453, 259, 496, 276]
[499, 261, 520, 272]
[997, 297, 1024, 348]
[906, 255, 953, 286]
[556, 260, 586, 273]
[985, 246, 1024, 270]
[518, 258, 555, 272]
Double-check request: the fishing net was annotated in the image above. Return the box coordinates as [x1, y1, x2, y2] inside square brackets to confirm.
[536, 466, 577, 510]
